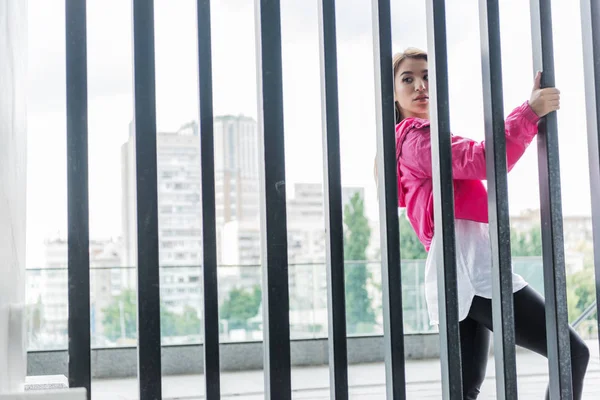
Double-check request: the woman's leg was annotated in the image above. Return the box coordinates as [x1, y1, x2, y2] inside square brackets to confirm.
[468, 286, 590, 399]
[459, 316, 491, 399]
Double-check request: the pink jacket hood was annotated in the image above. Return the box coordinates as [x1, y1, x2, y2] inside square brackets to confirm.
[396, 101, 540, 250]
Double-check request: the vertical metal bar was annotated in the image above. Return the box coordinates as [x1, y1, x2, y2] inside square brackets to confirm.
[478, 1, 519, 399]
[581, 0, 600, 357]
[530, 1, 573, 398]
[254, 1, 291, 398]
[196, 1, 221, 398]
[425, 0, 463, 398]
[371, 0, 407, 398]
[132, 1, 162, 399]
[317, 0, 348, 398]
[65, 1, 91, 398]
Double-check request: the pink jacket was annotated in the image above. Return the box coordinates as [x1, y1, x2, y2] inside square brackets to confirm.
[396, 101, 540, 251]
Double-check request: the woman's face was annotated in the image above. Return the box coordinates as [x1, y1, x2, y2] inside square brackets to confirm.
[394, 58, 429, 120]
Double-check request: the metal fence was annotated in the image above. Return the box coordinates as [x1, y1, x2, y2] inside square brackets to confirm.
[63, 0, 600, 399]
[29, 259, 587, 352]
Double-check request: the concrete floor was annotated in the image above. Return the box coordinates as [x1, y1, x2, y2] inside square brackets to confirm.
[91, 340, 600, 399]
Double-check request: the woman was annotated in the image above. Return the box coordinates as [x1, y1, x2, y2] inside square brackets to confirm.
[391, 48, 589, 399]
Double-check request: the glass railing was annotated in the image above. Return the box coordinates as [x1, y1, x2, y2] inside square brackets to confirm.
[24, 257, 596, 351]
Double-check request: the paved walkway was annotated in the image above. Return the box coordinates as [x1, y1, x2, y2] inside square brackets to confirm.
[92, 340, 600, 399]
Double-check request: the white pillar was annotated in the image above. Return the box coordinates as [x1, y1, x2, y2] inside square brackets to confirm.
[0, 0, 28, 392]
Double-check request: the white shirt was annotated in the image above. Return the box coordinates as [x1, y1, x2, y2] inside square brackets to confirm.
[424, 219, 528, 325]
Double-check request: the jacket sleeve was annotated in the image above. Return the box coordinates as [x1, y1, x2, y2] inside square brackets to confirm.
[401, 101, 540, 180]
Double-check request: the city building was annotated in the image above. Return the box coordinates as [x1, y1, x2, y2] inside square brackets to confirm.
[213, 115, 260, 224]
[121, 116, 260, 314]
[30, 238, 122, 349]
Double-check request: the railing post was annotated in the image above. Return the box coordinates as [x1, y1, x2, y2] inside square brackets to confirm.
[317, 1, 349, 399]
[132, 1, 163, 398]
[196, 1, 221, 399]
[254, 1, 292, 398]
[530, 1, 573, 398]
[478, 0, 518, 398]
[580, 0, 600, 361]
[65, 0, 91, 398]
[371, 0, 407, 398]
[425, 0, 463, 398]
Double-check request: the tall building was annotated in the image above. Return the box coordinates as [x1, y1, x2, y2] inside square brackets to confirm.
[121, 121, 203, 270]
[122, 121, 203, 315]
[121, 116, 260, 314]
[214, 115, 260, 224]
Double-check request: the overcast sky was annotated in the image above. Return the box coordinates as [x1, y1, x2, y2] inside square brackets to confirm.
[26, 0, 593, 266]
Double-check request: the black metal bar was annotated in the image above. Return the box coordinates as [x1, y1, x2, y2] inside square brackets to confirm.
[132, 1, 162, 398]
[254, 1, 292, 398]
[478, 0, 518, 398]
[424, 0, 463, 398]
[317, 0, 348, 398]
[530, 1, 573, 398]
[196, 1, 221, 398]
[65, 1, 91, 398]
[371, 0, 407, 398]
[581, 0, 600, 359]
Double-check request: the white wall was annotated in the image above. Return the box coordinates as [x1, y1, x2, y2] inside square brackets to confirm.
[0, 0, 28, 392]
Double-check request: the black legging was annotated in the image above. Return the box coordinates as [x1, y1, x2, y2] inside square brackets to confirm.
[460, 285, 590, 399]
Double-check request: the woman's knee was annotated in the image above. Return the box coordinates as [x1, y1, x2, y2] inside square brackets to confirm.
[570, 331, 590, 370]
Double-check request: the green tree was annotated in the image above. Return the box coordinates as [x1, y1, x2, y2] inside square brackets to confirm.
[567, 266, 596, 322]
[102, 290, 137, 341]
[102, 289, 202, 341]
[566, 242, 597, 325]
[509, 227, 597, 325]
[344, 192, 376, 333]
[365, 211, 427, 298]
[178, 306, 203, 335]
[399, 210, 427, 260]
[220, 285, 262, 330]
[161, 305, 202, 337]
[510, 227, 542, 256]
[396, 211, 427, 331]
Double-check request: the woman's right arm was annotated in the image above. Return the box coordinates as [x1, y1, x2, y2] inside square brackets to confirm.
[400, 72, 559, 180]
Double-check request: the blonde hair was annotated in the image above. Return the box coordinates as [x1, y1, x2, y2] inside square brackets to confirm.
[374, 47, 428, 189]
[392, 47, 428, 124]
